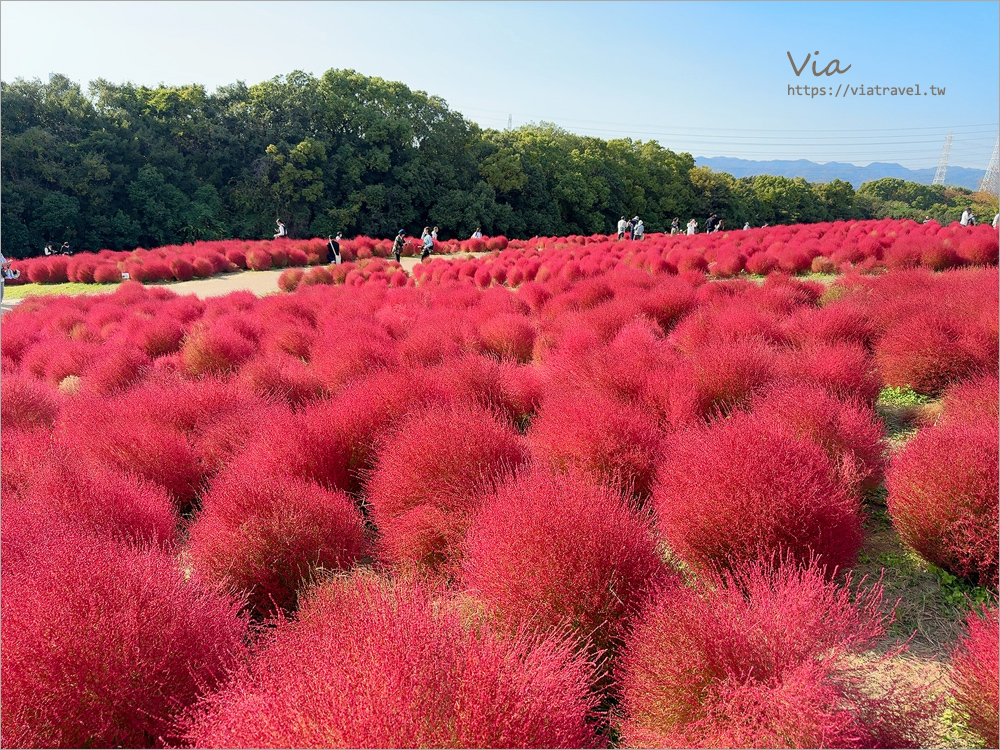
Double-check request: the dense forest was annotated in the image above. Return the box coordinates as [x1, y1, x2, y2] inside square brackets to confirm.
[2, 70, 996, 259]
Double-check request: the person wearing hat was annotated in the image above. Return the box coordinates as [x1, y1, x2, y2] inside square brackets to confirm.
[633, 217, 645, 240]
[328, 234, 342, 265]
[392, 230, 406, 263]
[630, 216, 640, 240]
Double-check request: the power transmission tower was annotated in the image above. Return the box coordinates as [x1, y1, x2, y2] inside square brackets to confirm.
[932, 131, 953, 185]
[978, 134, 999, 196]
[506, 114, 512, 131]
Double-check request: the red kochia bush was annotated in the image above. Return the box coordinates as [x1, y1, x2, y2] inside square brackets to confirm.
[750, 382, 886, 497]
[10, 454, 180, 548]
[367, 403, 529, 575]
[652, 411, 862, 574]
[938, 373, 1000, 428]
[56, 398, 203, 505]
[616, 561, 937, 749]
[0, 534, 248, 749]
[875, 316, 982, 396]
[0, 374, 60, 429]
[187, 467, 367, 617]
[180, 323, 255, 377]
[527, 389, 663, 501]
[949, 607, 999, 747]
[462, 469, 667, 647]
[183, 574, 600, 749]
[886, 420, 999, 587]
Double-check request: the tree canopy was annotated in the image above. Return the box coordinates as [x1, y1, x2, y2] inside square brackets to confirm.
[3, 70, 993, 259]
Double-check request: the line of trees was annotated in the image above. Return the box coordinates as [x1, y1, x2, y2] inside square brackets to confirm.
[2, 70, 996, 259]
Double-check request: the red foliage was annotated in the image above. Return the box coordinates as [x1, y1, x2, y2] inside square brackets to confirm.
[938, 373, 1000, 428]
[367, 403, 529, 574]
[8, 452, 180, 548]
[875, 316, 984, 396]
[180, 322, 255, 377]
[183, 574, 600, 749]
[0, 534, 248, 749]
[277, 267, 304, 292]
[750, 382, 886, 496]
[170, 256, 195, 281]
[652, 411, 863, 574]
[56, 396, 203, 505]
[886, 419, 999, 587]
[527, 389, 663, 501]
[776, 341, 882, 404]
[0, 373, 60, 429]
[950, 607, 1000, 747]
[477, 313, 536, 363]
[187, 466, 367, 617]
[462, 468, 667, 647]
[617, 561, 938, 749]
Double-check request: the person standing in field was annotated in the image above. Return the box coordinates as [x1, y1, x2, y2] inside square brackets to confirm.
[743, 221, 751, 230]
[421, 227, 434, 261]
[671, 217, 680, 235]
[687, 218, 698, 235]
[705, 214, 718, 234]
[960, 208, 971, 226]
[274, 219, 287, 239]
[432, 226, 439, 242]
[471, 227, 483, 240]
[1, 251, 11, 305]
[617, 216, 627, 240]
[633, 218, 645, 240]
[392, 230, 406, 262]
[327, 234, 342, 265]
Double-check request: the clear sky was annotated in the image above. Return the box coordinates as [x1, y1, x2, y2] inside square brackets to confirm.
[2, 1, 998, 169]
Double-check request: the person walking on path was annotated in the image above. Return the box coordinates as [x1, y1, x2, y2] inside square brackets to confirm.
[392, 230, 406, 263]
[1, 251, 10, 305]
[328, 234, 342, 265]
[421, 227, 434, 261]
[687, 218, 698, 235]
[617, 216, 627, 240]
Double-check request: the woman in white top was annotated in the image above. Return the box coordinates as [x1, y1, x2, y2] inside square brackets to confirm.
[687, 219, 698, 235]
[471, 228, 483, 240]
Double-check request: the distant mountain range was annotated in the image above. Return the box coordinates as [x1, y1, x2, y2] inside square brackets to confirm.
[694, 157, 986, 191]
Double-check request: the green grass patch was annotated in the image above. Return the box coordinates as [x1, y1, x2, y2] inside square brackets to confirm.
[3, 281, 120, 299]
[877, 386, 932, 408]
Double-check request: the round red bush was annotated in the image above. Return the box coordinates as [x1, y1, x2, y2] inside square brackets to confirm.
[750, 382, 886, 497]
[950, 606, 999, 747]
[367, 403, 529, 575]
[183, 574, 599, 749]
[187, 466, 367, 617]
[886, 420, 999, 587]
[875, 316, 983, 396]
[192, 256, 215, 278]
[170, 256, 195, 281]
[528, 389, 663, 501]
[180, 323, 255, 377]
[0, 534, 248, 749]
[246, 248, 273, 271]
[652, 410, 863, 574]
[462, 468, 667, 648]
[93, 263, 122, 284]
[617, 561, 937, 749]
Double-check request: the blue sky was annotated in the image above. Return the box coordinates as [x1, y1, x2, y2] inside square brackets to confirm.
[2, 1, 997, 169]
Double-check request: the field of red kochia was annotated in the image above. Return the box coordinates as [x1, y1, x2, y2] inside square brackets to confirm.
[1, 217, 997, 749]
[7, 217, 998, 290]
